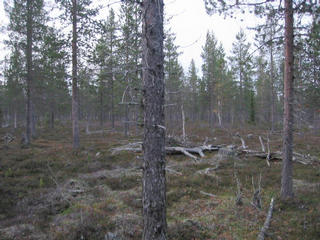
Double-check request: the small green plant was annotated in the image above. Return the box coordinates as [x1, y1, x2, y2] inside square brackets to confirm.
[39, 178, 44, 188]
[4, 168, 13, 177]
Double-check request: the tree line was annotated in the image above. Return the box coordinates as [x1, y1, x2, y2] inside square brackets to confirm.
[1, 1, 319, 140]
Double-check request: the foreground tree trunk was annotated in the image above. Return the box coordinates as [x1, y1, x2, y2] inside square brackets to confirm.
[72, 0, 80, 149]
[281, 0, 294, 200]
[142, 0, 167, 239]
[25, 0, 33, 144]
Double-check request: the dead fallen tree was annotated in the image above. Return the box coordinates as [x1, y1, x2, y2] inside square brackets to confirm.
[111, 140, 319, 165]
[241, 149, 318, 165]
[111, 142, 220, 159]
[257, 198, 274, 240]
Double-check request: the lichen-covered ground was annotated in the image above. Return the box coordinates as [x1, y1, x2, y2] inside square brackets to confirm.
[0, 123, 319, 239]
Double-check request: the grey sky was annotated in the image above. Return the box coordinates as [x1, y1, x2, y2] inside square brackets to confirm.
[165, 0, 259, 72]
[0, 0, 259, 77]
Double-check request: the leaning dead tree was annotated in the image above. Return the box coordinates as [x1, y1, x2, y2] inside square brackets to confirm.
[257, 198, 275, 240]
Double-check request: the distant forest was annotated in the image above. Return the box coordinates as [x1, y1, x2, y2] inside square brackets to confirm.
[1, 0, 319, 136]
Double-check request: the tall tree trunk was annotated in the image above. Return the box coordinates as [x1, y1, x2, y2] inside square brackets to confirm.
[111, 36, 115, 130]
[124, 104, 129, 137]
[181, 104, 186, 142]
[142, 0, 167, 239]
[25, 0, 33, 144]
[217, 99, 222, 126]
[31, 102, 36, 138]
[270, 25, 275, 131]
[51, 109, 54, 129]
[281, 0, 294, 200]
[72, 0, 80, 149]
[14, 110, 17, 129]
[239, 51, 244, 123]
[111, 74, 115, 129]
[100, 80, 103, 128]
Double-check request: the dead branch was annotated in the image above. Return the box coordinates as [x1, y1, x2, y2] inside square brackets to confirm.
[166, 146, 198, 160]
[165, 167, 182, 175]
[240, 137, 247, 149]
[118, 102, 139, 105]
[259, 136, 265, 152]
[251, 174, 262, 210]
[257, 198, 274, 240]
[200, 191, 217, 198]
[234, 171, 243, 206]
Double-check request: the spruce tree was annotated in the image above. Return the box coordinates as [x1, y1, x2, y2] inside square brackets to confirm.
[119, 1, 142, 136]
[5, 0, 47, 141]
[229, 29, 254, 124]
[93, 8, 119, 129]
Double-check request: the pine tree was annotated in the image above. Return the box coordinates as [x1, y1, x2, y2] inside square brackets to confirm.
[204, 0, 319, 202]
[164, 28, 183, 129]
[142, 0, 167, 239]
[93, 8, 119, 129]
[255, 52, 271, 125]
[4, 0, 47, 141]
[281, 0, 294, 200]
[229, 29, 254, 124]
[119, 1, 142, 136]
[187, 59, 200, 121]
[201, 31, 229, 126]
[38, 27, 69, 129]
[55, 0, 98, 148]
[3, 44, 25, 128]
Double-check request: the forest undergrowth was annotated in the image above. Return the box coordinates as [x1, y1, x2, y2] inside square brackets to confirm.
[0, 123, 319, 239]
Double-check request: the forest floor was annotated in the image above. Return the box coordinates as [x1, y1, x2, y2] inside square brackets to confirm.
[0, 123, 319, 240]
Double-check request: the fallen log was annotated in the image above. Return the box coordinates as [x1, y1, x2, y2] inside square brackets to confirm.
[257, 198, 274, 240]
[241, 149, 319, 165]
[111, 143, 220, 159]
[241, 149, 282, 160]
[111, 141, 318, 165]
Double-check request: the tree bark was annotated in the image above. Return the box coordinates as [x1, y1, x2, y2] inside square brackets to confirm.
[51, 110, 54, 129]
[99, 76, 104, 128]
[111, 37, 115, 130]
[72, 0, 80, 149]
[269, 28, 275, 132]
[14, 110, 17, 129]
[281, 0, 294, 200]
[0, 108, 2, 128]
[111, 74, 115, 129]
[25, 0, 33, 144]
[31, 102, 36, 138]
[142, 0, 167, 239]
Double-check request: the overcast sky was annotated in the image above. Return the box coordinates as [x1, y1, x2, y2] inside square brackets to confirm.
[0, 0, 260, 77]
[165, 0, 259, 72]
